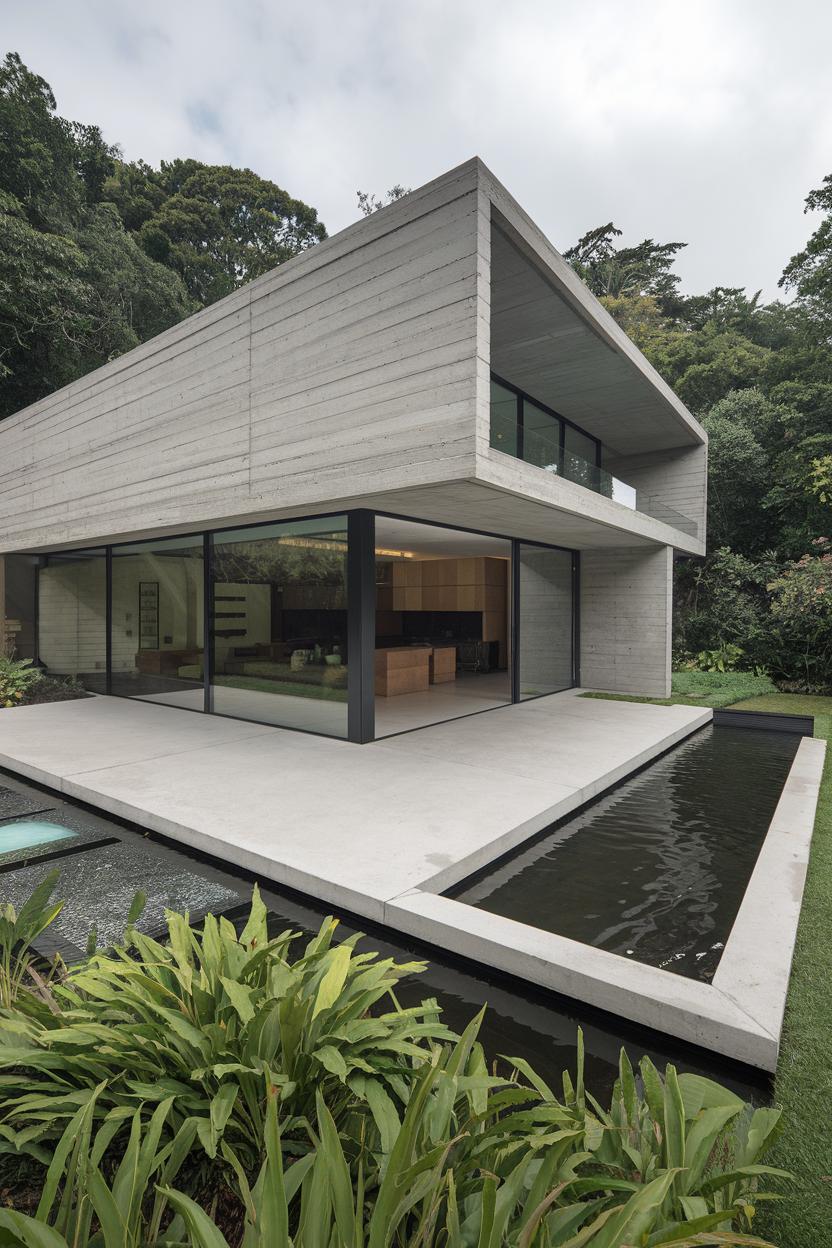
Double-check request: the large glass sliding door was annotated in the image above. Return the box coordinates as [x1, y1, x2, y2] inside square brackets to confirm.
[373, 515, 511, 737]
[210, 516, 349, 737]
[32, 515, 579, 738]
[110, 535, 205, 708]
[37, 549, 107, 692]
[516, 544, 575, 700]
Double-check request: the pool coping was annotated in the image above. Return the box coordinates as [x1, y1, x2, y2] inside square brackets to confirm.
[383, 734, 826, 1072]
[0, 697, 822, 1070]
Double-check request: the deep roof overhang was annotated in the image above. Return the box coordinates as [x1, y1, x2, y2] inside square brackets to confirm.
[485, 187, 706, 458]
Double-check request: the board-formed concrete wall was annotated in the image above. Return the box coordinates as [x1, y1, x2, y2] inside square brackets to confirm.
[579, 547, 672, 698]
[518, 547, 574, 694]
[0, 163, 483, 554]
[602, 446, 707, 541]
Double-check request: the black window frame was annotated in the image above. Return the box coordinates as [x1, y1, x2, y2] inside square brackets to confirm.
[29, 508, 581, 744]
[490, 371, 602, 470]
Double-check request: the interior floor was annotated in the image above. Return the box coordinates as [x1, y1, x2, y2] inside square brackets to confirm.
[374, 670, 510, 737]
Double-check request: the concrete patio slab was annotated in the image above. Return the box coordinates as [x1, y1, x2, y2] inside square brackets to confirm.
[19, 690, 818, 1064]
[0, 696, 275, 788]
[0, 691, 709, 918]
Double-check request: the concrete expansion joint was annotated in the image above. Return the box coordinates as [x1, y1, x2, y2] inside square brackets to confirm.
[61, 731, 275, 778]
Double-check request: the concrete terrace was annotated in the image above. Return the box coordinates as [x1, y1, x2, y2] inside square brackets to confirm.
[0, 690, 708, 917]
[1, 690, 824, 1072]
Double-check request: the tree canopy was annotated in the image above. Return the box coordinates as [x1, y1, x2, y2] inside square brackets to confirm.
[2, 51, 832, 687]
[572, 180, 832, 686]
[0, 52, 326, 417]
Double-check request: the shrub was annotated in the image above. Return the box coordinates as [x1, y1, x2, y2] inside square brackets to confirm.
[674, 547, 776, 671]
[0, 868, 63, 1008]
[0, 886, 453, 1181]
[0, 654, 42, 707]
[0, 885, 790, 1246]
[22, 673, 89, 704]
[689, 642, 748, 672]
[767, 537, 832, 690]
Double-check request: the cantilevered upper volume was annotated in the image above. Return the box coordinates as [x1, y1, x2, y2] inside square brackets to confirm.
[0, 157, 705, 559]
[0, 158, 706, 734]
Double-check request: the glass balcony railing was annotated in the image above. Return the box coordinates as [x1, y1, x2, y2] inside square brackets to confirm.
[490, 408, 699, 538]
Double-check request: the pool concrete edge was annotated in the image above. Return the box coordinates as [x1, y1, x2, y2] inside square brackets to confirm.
[414, 706, 713, 893]
[385, 729, 827, 1072]
[712, 734, 827, 1055]
[383, 890, 777, 1069]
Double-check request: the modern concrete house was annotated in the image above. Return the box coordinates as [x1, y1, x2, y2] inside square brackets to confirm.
[0, 158, 706, 745]
[3, 160, 827, 1075]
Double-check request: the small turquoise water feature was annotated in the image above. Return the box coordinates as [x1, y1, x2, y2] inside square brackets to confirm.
[0, 821, 75, 853]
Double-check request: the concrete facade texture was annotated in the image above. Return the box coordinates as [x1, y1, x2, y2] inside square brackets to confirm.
[0, 158, 706, 714]
[580, 547, 673, 699]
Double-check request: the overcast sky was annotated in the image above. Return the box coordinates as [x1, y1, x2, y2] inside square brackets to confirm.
[5, 0, 831, 299]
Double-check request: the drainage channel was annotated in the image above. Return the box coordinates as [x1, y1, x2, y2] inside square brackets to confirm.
[0, 766, 769, 1104]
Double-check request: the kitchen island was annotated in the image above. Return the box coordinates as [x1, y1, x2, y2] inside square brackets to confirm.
[375, 643, 461, 696]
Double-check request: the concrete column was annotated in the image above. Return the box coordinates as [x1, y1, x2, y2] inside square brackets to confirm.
[580, 546, 672, 698]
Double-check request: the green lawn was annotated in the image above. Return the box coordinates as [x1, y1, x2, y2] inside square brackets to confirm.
[581, 669, 777, 708]
[582, 675, 832, 1246]
[728, 693, 832, 1248]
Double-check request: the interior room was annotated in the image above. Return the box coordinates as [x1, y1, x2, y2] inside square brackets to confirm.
[374, 516, 512, 737]
[31, 512, 576, 743]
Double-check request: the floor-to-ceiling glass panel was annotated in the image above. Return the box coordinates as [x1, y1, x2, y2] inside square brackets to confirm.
[517, 544, 574, 699]
[210, 517, 348, 737]
[489, 379, 519, 455]
[374, 516, 511, 737]
[37, 549, 107, 692]
[110, 536, 205, 708]
[563, 424, 600, 490]
[4, 554, 38, 663]
[522, 400, 562, 472]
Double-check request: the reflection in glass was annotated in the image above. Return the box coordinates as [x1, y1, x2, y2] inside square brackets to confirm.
[37, 550, 107, 692]
[564, 424, 598, 470]
[374, 516, 511, 737]
[489, 379, 519, 455]
[210, 517, 348, 737]
[523, 400, 561, 471]
[518, 545, 574, 699]
[4, 554, 38, 662]
[110, 536, 205, 708]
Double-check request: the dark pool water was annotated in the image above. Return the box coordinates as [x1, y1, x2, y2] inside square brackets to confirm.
[452, 725, 799, 982]
[0, 765, 768, 1104]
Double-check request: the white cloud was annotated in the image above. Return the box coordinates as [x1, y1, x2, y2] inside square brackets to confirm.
[5, 0, 830, 297]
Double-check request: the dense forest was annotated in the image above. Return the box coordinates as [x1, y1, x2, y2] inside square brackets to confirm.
[1, 52, 831, 689]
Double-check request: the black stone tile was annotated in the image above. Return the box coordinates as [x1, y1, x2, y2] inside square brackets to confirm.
[4, 839, 246, 954]
[0, 784, 56, 821]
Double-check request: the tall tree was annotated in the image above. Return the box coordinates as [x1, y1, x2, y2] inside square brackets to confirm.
[781, 173, 832, 329]
[137, 161, 327, 304]
[0, 51, 81, 232]
[564, 223, 686, 307]
[0, 52, 327, 416]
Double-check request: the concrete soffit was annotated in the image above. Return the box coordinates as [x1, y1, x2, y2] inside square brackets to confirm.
[475, 158, 706, 454]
